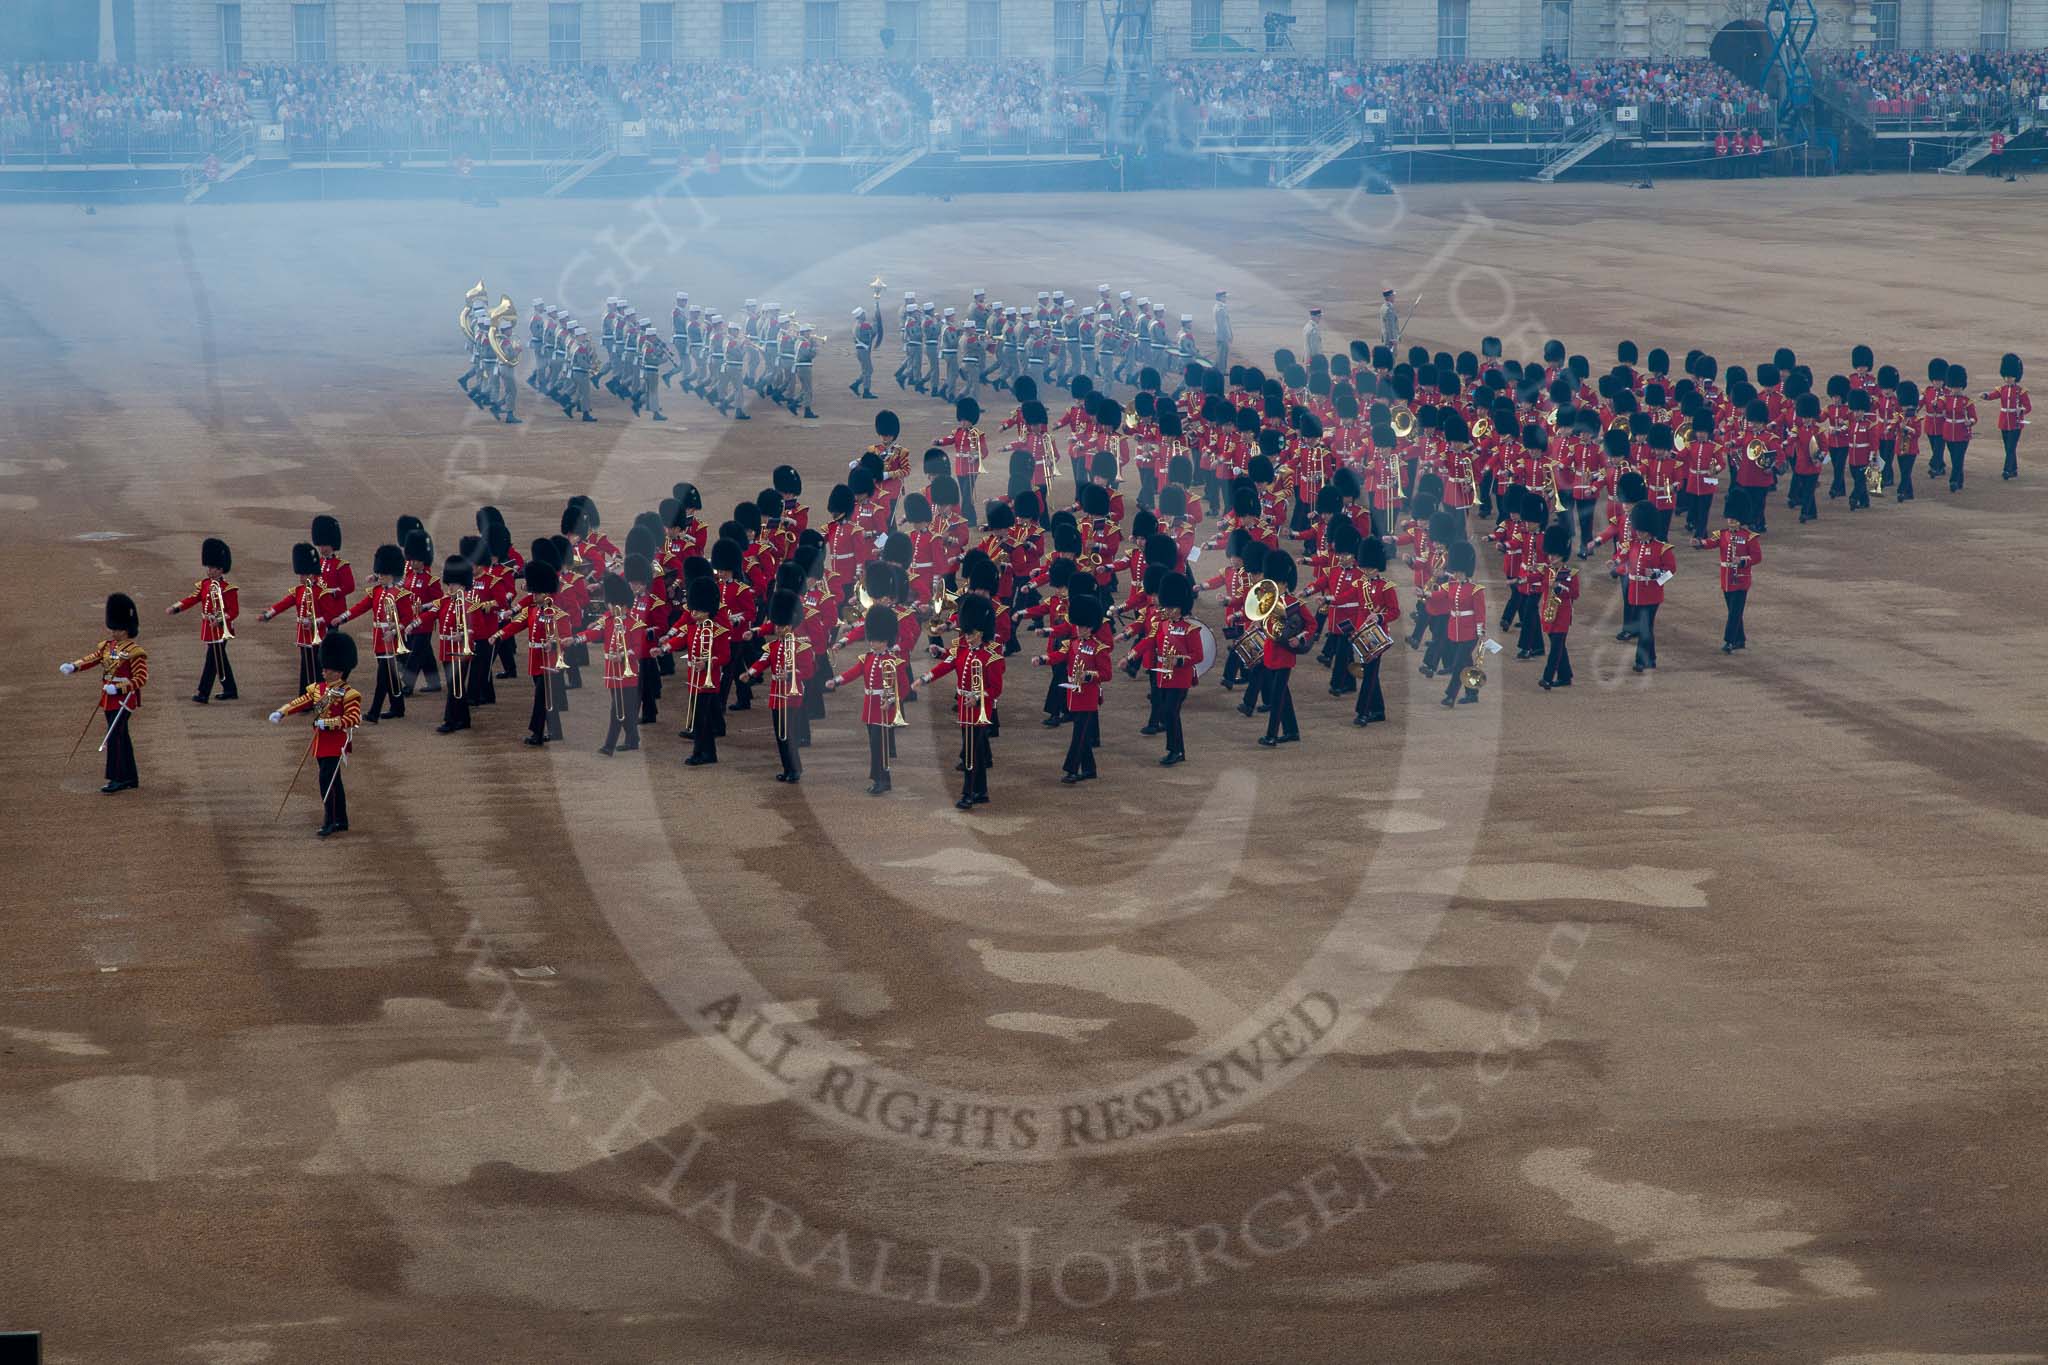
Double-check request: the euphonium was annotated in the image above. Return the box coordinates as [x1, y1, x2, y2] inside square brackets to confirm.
[1746, 438, 1770, 466]
[1471, 414, 1494, 440]
[1672, 420, 1693, 452]
[1459, 663, 1487, 693]
[1390, 407, 1417, 439]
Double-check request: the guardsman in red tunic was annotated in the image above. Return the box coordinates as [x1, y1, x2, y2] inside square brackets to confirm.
[743, 589, 810, 783]
[262, 542, 345, 691]
[61, 593, 147, 792]
[1893, 380, 1923, 501]
[166, 537, 239, 703]
[1944, 362, 1979, 492]
[921, 595, 1004, 809]
[939, 398, 989, 523]
[397, 521, 442, 697]
[1045, 590, 1110, 783]
[580, 573, 645, 756]
[1919, 356, 1950, 478]
[822, 483, 870, 599]
[1713, 491, 1766, 654]
[1351, 535, 1401, 726]
[1680, 410, 1723, 545]
[666, 574, 732, 767]
[339, 543, 417, 724]
[493, 560, 569, 746]
[270, 632, 362, 838]
[1844, 388, 1877, 509]
[427, 555, 492, 734]
[311, 515, 355, 599]
[1532, 525, 1579, 691]
[829, 604, 909, 795]
[1431, 541, 1486, 708]
[1986, 352, 2031, 481]
[1314, 517, 1369, 696]
[1255, 550, 1313, 747]
[1621, 500, 1677, 673]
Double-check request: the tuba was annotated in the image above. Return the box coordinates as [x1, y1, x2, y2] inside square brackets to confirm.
[1672, 420, 1693, 452]
[1470, 414, 1493, 440]
[1235, 577, 1281, 667]
[1389, 407, 1417, 439]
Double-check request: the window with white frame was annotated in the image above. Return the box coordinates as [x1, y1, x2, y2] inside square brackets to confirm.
[1192, 0, 1222, 48]
[804, 1, 839, 61]
[1436, 0, 1467, 59]
[884, 0, 920, 60]
[967, 0, 1001, 59]
[722, 3, 756, 62]
[406, 4, 440, 66]
[1979, 0, 2008, 50]
[477, 2, 511, 61]
[292, 3, 329, 63]
[218, 3, 242, 66]
[1541, 0, 1571, 59]
[1054, 0, 1085, 72]
[1325, 0, 1355, 58]
[640, 3, 674, 62]
[1869, 0, 1899, 50]
[548, 2, 581, 64]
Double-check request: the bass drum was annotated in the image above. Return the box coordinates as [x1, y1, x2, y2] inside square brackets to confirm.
[1192, 621, 1219, 679]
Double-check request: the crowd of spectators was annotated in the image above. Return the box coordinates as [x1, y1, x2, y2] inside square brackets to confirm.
[13, 49, 2047, 163]
[0, 62, 248, 157]
[1817, 47, 2048, 123]
[1162, 55, 1770, 141]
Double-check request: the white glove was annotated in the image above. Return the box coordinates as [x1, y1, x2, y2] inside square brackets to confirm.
[59, 662, 76, 675]
[314, 718, 330, 730]
[269, 711, 284, 724]
[104, 683, 121, 696]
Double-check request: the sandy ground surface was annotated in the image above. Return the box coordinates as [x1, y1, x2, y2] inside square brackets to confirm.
[6, 177, 2048, 1364]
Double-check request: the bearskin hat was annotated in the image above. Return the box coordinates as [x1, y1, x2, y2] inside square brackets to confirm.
[1629, 500, 1661, 537]
[957, 594, 996, 640]
[320, 631, 358, 677]
[1047, 520, 1080, 557]
[955, 397, 981, 425]
[1647, 347, 1670, 376]
[530, 536, 560, 568]
[1065, 591, 1103, 632]
[1927, 357, 1948, 383]
[623, 553, 654, 588]
[525, 561, 559, 594]
[1156, 571, 1193, 613]
[1022, 399, 1050, 429]
[709, 537, 743, 577]
[1043, 557, 1074, 592]
[1327, 514, 1361, 559]
[1230, 484, 1260, 519]
[198, 536, 232, 573]
[928, 474, 960, 508]
[1618, 470, 1648, 504]
[372, 543, 404, 578]
[984, 502, 1016, 532]
[441, 555, 473, 588]
[1896, 380, 1920, 411]
[291, 542, 320, 576]
[1445, 541, 1477, 576]
[1537, 523, 1570, 560]
[595, 573, 627, 609]
[675, 574, 712, 615]
[963, 553, 1000, 596]
[457, 533, 482, 565]
[1947, 362, 1968, 388]
[827, 483, 856, 519]
[762, 588, 800, 630]
[1011, 375, 1038, 403]
[1603, 429, 1631, 461]
[2003, 353, 2025, 381]
[1013, 490, 1043, 524]
[404, 530, 434, 565]
[560, 504, 590, 539]
[672, 482, 703, 513]
[105, 592, 139, 635]
[1851, 343, 1874, 370]
[1261, 549, 1298, 591]
[875, 408, 902, 440]
[310, 515, 341, 550]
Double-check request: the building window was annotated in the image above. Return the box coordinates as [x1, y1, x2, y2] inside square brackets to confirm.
[1324, 0, 1354, 58]
[1191, 0, 1222, 47]
[218, 3, 242, 66]
[639, 3, 674, 62]
[1979, 0, 2008, 49]
[477, 2, 511, 61]
[1436, 0, 1467, 59]
[292, 3, 328, 62]
[883, 0, 920, 60]
[548, 2, 581, 64]
[405, 4, 440, 66]
[803, 1, 838, 61]
[721, 2, 756, 62]
[1053, 0, 1085, 72]
[967, 0, 1001, 59]
[1541, 0, 1570, 58]
[1869, 0, 1898, 49]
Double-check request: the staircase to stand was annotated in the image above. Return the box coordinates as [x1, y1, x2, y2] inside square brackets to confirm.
[1529, 115, 1615, 183]
[1275, 112, 1364, 189]
[851, 135, 930, 195]
[181, 126, 254, 203]
[1940, 112, 2035, 173]
[542, 125, 619, 197]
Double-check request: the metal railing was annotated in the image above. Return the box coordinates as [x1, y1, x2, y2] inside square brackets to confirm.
[1185, 99, 1768, 152]
[0, 118, 242, 165]
[280, 116, 612, 163]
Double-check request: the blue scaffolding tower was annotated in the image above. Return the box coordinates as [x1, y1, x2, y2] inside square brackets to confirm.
[1764, 0, 1818, 146]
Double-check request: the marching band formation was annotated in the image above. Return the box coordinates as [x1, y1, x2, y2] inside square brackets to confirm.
[58, 278, 2031, 835]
